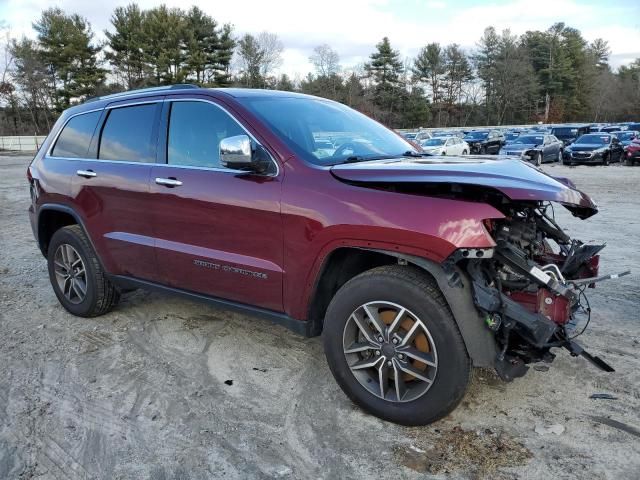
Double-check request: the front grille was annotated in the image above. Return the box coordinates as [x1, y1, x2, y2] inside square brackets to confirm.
[571, 152, 592, 159]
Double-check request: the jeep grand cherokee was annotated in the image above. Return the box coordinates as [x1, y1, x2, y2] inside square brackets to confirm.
[28, 85, 622, 425]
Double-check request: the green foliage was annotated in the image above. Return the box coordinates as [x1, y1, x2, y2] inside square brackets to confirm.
[4, 5, 640, 134]
[33, 8, 105, 110]
[104, 4, 146, 89]
[105, 3, 235, 88]
[365, 37, 405, 125]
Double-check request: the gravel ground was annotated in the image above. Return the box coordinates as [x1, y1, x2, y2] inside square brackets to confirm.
[0, 154, 639, 479]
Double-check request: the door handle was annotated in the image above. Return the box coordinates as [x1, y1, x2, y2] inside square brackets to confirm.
[155, 177, 182, 187]
[76, 169, 96, 178]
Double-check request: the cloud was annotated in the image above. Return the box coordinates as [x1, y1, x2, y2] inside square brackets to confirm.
[3, 0, 639, 76]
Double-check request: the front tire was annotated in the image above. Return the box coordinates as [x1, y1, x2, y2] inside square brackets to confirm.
[322, 265, 471, 426]
[602, 154, 609, 166]
[533, 152, 542, 166]
[462, 150, 468, 155]
[47, 225, 120, 317]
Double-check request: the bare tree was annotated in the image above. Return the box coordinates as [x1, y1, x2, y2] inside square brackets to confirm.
[0, 23, 14, 101]
[235, 31, 283, 87]
[256, 32, 283, 77]
[309, 44, 340, 77]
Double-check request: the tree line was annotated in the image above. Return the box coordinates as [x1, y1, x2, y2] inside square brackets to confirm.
[1, 4, 639, 136]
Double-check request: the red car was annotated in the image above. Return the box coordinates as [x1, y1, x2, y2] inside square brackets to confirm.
[28, 86, 618, 425]
[624, 139, 640, 165]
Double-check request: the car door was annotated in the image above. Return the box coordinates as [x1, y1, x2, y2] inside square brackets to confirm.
[611, 136, 623, 161]
[444, 138, 453, 155]
[66, 98, 163, 281]
[453, 138, 460, 153]
[489, 132, 500, 153]
[149, 97, 284, 312]
[550, 135, 562, 160]
[541, 136, 551, 161]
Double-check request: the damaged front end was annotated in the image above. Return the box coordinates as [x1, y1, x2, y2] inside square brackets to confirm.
[447, 202, 629, 381]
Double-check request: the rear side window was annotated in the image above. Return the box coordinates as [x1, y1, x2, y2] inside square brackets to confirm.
[99, 104, 157, 162]
[52, 111, 101, 158]
[167, 101, 245, 168]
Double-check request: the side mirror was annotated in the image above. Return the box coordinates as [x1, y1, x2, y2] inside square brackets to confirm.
[220, 135, 273, 174]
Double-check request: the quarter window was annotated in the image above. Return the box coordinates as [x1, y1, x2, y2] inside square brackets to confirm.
[99, 104, 157, 162]
[51, 111, 101, 158]
[167, 101, 245, 168]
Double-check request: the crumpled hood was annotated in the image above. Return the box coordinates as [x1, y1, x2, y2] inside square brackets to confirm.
[330, 157, 598, 218]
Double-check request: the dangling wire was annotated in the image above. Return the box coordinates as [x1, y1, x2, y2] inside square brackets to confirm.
[570, 285, 592, 339]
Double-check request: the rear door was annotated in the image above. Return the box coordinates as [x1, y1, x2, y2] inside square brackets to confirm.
[149, 97, 284, 311]
[69, 98, 163, 280]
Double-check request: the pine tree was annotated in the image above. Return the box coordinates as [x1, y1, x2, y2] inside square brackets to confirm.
[141, 6, 186, 85]
[184, 6, 217, 84]
[105, 4, 146, 90]
[33, 8, 105, 110]
[475, 27, 500, 123]
[212, 24, 235, 86]
[365, 37, 404, 124]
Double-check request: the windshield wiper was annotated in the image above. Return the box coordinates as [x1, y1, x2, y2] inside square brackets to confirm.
[402, 150, 425, 157]
[340, 155, 390, 164]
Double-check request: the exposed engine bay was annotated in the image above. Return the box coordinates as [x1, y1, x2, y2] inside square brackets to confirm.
[448, 202, 630, 381]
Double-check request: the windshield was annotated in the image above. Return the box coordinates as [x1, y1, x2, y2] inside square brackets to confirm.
[422, 138, 445, 146]
[237, 96, 416, 165]
[576, 134, 610, 145]
[513, 135, 543, 145]
[618, 132, 636, 141]
[465, 131, 488, 140]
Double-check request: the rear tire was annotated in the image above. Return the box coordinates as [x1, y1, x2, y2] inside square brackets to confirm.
[47, 225, 120, 317]
[322, 265, 471, 426]
[479, 146, 486, 155]
[462, 150, 468, 155]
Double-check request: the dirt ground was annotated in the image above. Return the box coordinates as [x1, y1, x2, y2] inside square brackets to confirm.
[1, 154, 639, 479]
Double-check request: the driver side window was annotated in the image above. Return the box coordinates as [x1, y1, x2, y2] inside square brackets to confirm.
[167, 101, 245, 168]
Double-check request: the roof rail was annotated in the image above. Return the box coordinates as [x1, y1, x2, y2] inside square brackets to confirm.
[85, 84, 200, 103]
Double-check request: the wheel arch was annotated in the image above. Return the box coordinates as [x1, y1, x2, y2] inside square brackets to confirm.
[308, 246, 497, 367]
[37, 204, 91, 257]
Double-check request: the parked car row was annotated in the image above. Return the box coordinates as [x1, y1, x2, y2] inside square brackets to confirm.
[400, 120, 640, 166]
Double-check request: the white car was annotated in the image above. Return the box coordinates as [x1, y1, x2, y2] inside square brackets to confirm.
[420, 136, 469, 156]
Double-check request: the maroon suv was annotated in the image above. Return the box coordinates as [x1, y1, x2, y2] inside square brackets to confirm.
[28, 85, 616, 425]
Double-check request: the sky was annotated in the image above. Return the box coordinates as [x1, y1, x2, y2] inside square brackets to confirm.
[1, 0, 639, 78]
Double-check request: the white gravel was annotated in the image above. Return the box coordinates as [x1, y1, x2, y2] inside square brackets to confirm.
[1, 155, 639, 479]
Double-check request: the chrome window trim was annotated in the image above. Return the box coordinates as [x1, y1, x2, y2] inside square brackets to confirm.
[105, 99, 161, 109]
[46, 97, 280, 178]
[46, 107, 105, 158]
[41, 156, 250, 174]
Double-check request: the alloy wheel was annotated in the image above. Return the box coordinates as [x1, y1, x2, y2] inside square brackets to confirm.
[53, 243, 88, 304]
[342, 301, 438, 403]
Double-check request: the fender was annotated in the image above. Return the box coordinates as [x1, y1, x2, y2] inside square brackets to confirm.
[367, 248, 498, 368]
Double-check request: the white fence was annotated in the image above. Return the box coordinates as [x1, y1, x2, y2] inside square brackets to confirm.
[0, 136, 47, 152]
